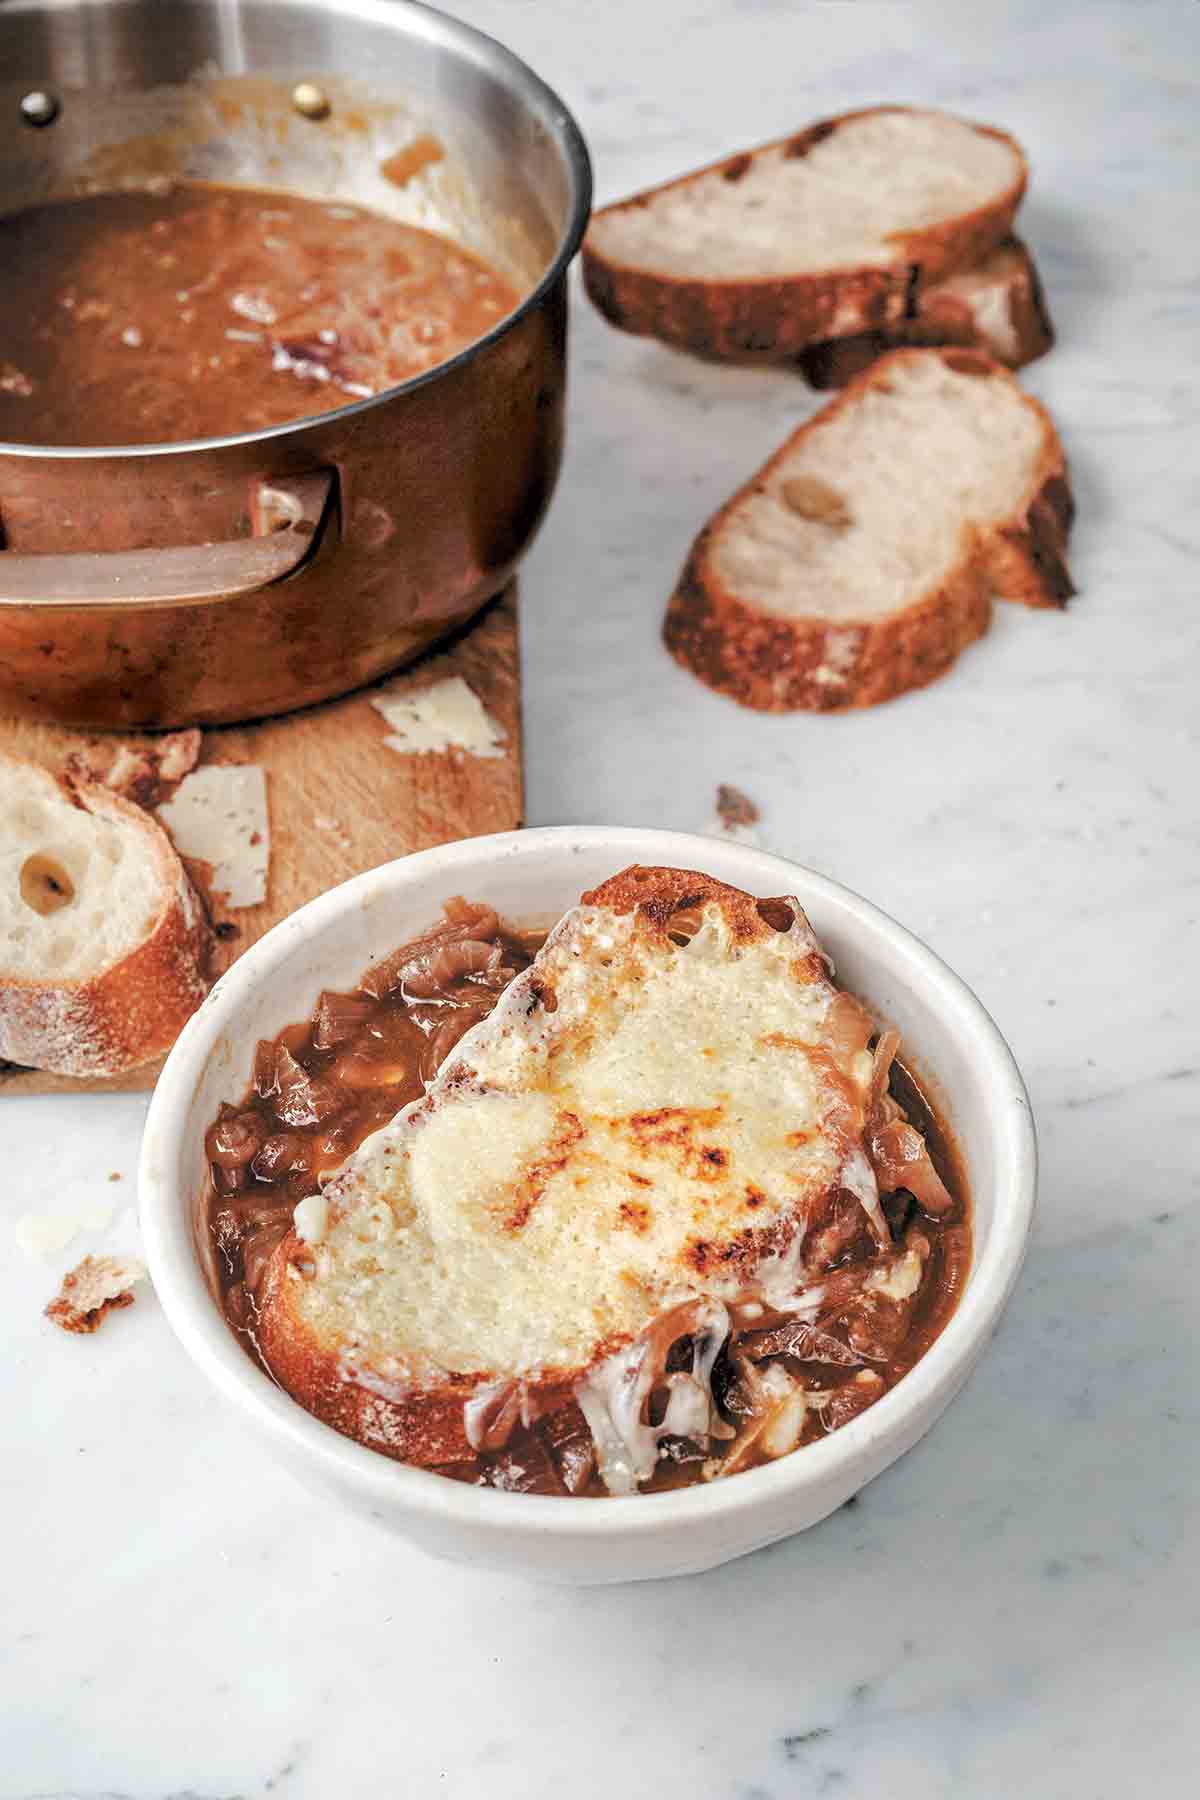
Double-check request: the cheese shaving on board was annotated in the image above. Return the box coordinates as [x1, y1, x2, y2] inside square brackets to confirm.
[371, 676, 506, 759]
[156, 765, 270, 908]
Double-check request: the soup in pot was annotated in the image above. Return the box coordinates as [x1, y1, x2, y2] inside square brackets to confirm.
[0, 183, 520, 446]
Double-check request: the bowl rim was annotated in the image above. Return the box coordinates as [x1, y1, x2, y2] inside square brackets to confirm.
[0, 0, 593, 461]
[141, 826, 1037, 1538]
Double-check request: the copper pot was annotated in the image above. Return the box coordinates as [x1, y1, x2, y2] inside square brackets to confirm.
[0, 0, 591, 726]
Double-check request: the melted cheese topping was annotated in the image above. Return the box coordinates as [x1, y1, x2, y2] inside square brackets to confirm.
[289, 897, 876, 1386]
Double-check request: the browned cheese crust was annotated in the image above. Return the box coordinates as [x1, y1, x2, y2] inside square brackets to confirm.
[251, 866, 816, 1468]
[799, 237, 1054, 388]
[581, 108, 1028, 360]
[0, 771, 213, 1077]
[662, 348, 1074, 713]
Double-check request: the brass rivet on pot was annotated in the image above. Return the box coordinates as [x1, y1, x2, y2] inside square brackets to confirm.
[291, 81, 331, 121]
[20, 90, 61, 128]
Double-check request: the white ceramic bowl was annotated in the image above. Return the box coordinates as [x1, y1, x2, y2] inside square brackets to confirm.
[141, 828, 1036, 1584]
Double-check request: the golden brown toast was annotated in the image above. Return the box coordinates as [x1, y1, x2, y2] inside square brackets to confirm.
[255, 867, 901, 1482]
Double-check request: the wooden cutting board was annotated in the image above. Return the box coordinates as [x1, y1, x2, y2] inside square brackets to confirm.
[0, 587, 522, 1095]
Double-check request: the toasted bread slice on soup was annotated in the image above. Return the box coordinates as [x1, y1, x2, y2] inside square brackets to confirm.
[798, 236, 1054, 388]
[582, 106, 1028, 360]
[0, 755, 212, 1077]
[256, 866, 951, 1493]
[663, 348, 1073, 714]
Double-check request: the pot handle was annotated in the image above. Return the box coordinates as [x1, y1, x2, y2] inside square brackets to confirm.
[0, 470, 337, 608]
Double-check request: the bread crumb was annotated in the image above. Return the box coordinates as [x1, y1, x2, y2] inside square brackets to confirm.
[716, 784, 760, 830]
[64, 728, 201, 811]
[45, 1254, 147, 1334]
[708, 784, 763, 847]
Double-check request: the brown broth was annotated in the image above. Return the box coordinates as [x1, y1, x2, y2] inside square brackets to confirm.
[0, 184, 519, 446]
[202, 902, 971, 1497]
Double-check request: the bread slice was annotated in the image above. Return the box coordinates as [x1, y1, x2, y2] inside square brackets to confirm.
[664, 348, 1073, 713]
[799, 237, 1054, 388]
[0, 756, 212, 1076]
[255, 866, 896, 1485]
[582, 107, 1028, 359]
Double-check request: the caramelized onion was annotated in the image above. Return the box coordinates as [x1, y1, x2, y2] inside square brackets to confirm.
[312, 990, 377, 1049]
[274, 1047, 344, 1128]
[360, 912, 500, 998]
[402, 939, 502, 998]
[206, 1109, 269, 1172]
[742, 1320, 862, 1366]
[242, 1219, 291, 1292]
[419, 1001, 492, 1083]
[825, 991, 876, 1066]
[251, 1132, 314, 1183]
[868, 1118, 954, 1216]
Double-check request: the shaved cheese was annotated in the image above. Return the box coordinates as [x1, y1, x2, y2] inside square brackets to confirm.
[16, 1213, 81, 1260]
[15, 1198, 114, 1260]
[156, 765, 269, 907]
[371, 676, 506, 759]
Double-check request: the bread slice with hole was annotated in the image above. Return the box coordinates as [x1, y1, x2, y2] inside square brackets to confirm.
[582, 106, 1028, 360]
[0, 755, 213, 1077]
[663, 348, 1073, 713]
[255, 866, 892, 1479]
[798, 236, 1054, 388]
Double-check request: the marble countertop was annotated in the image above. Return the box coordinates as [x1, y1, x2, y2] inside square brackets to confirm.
[5, 2, 1198, 1794]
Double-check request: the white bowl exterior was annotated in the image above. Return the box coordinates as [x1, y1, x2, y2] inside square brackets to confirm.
[141, 828, 1036, 1583]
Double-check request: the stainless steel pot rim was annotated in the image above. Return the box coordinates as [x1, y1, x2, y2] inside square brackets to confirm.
[0, 0, 593, 462]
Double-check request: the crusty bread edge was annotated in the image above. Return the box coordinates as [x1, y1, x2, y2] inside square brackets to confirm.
[581, 107, 1029, 359]
[800, 236, 1054, 388]
[662, 348, 1074, 714]
[0, 764, 213, 1077]
[252, 1281, 482, 1466]
[257, 1244, 602, 1469]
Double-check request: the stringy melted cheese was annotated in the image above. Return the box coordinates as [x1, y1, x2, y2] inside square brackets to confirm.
[289, 898, 875, 1387]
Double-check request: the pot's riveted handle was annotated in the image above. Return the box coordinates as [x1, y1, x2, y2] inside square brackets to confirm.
[0, 470, 338, 608]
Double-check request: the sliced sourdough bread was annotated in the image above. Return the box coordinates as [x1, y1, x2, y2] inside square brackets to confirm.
[255, 866, 895, 1480]
[0, 756, 212, 1076]
[582, 106, 1028, 359]
[664, 348, 1073, 713]
[799, 237, 1054, 388]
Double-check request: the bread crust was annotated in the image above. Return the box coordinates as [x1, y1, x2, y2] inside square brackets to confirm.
[582, 107, 1028, 360]
[0, 763, 213, 1076]
[583, 863, 784, 941]
[799, 236, 1054, 388]
[257, 1225, 618, 1467]
[252, 1275, 481, 1465]
[662, 348, 1073, 713]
